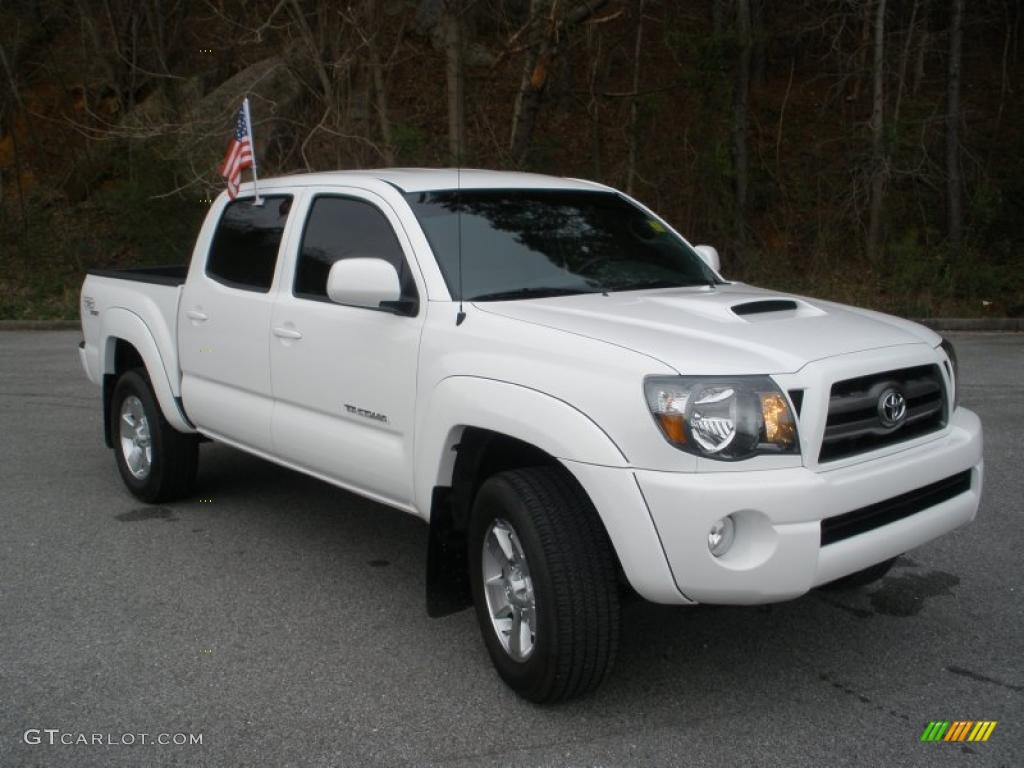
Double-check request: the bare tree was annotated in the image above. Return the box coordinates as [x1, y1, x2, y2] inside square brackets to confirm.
[0, 42, 29, 230]
[733, 0, 752, 239]
[892, 0, 920, 129]
[751, 0, 767, 86]
[508, 0, 608, 166]
[712, 0, 728, 37]
[913, 16, 930, 94]
[626, 0, 645, 194]
[354, 0, 397, 165]
[867, 0, 887, 263]
[509, 0, 553, 165]
[849, 0, 875, 101]
[443, 0, 465, 164]
[946, 0, 963, 250]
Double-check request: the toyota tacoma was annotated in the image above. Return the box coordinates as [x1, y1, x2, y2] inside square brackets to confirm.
[79, 169, 983, 702]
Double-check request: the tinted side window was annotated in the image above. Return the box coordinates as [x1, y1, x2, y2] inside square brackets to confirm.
[207, 195, 292, 292]
[294, 196, 417, 302]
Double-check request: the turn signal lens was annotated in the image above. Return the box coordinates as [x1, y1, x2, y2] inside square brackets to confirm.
[760, 392, 796, 447]
[656, 413, 687, 444]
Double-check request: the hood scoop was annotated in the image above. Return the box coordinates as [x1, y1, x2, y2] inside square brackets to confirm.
[732, 299, 799, 316]
[730, 297, 825, 322]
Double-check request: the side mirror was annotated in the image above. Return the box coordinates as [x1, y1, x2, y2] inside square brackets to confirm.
[326, 258, 401, 310]
[694, 244, 721, 273]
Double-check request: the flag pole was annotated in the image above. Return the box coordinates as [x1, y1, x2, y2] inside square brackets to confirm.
[242, 96, 262, 205]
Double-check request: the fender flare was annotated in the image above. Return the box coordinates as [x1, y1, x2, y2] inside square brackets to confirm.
[414, 376, 628, 516]
[100, 308, 194, 434]
[417, 376, 689, 609]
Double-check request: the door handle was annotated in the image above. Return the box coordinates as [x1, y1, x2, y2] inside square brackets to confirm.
[272, 326, 303, 340]
[185, 309, 209, 322]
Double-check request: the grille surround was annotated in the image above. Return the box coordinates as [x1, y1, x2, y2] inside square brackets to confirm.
[820, 470, 972, 546]
[819, 364, 948, 463]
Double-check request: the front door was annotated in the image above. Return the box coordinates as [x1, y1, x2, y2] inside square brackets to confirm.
[269, 190, 424, 507]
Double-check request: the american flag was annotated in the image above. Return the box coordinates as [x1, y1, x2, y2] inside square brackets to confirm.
[219, 101, 254, 200]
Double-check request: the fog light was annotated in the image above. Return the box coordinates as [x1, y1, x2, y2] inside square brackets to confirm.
[708, 516, 735, 557]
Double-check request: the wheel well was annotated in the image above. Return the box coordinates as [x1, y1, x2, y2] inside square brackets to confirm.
[114, 338, 145, 375]
[426, 428, 559, 617]
[102, 339, 146, 447]
[450, 428, 557, 532]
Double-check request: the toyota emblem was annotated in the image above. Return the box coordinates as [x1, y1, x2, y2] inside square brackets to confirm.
[878, 388, 908, 428]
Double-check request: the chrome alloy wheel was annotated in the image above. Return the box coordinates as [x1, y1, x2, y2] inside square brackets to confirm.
[119, 395, 152, 480]
[481, 518, 537, 661]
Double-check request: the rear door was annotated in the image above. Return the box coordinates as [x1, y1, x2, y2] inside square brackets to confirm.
[179, 194, 295, 453]
[269, 188, 425, 506]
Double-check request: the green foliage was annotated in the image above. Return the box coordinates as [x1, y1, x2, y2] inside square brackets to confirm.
[391, 122, 429, 164]
[91, 151, 206, 267]
[1, 146, 205, 320]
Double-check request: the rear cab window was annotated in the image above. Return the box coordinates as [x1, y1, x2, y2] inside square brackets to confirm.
[206, 195, 293, 292]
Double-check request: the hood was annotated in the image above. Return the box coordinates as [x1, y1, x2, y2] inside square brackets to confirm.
[472, 283, 939, 375]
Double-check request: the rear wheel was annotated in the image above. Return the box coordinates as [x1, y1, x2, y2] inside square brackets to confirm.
[820, 557, 899, 591]
[469, 466, 620, 703]
[110, 369, 198, 503]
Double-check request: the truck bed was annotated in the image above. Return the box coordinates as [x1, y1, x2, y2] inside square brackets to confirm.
[79, 268, 185, 408]
[86, 265, 188, 286]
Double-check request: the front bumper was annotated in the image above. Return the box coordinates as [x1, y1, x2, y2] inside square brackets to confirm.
[565, 407, 982, 605]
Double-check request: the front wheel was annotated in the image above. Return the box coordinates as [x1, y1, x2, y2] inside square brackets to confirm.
[110, 369, 198, 503]
[469, 467, 620, 703]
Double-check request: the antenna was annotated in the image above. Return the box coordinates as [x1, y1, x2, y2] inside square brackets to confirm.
[455, 164, 466, 326]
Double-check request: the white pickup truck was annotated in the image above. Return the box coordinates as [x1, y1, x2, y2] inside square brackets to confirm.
[80, 169, 983, 702]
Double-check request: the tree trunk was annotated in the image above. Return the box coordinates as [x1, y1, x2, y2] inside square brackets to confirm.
[587, 28, 605, 179]
[510, 0, 554, 166]
[509, 0, 607, 166]
[626, 0, 645, 195]
[712, 0, 727, 37]
[850, 0, 874, 102]
[892, 0, 919, 129]
[443, 0, 465, 165]
[867, 0, 887, 263]
[946, 0, 964, 250]
[751, 0, 766, 86]
[0, 43, 28, 231]
[733, 0, 752, 239]
[913, 27, 929, 94]
[367, 1, 395, 165]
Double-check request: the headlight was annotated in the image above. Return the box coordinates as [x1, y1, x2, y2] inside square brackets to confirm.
[940, 337, 959, 410]
[644, 376, 799, 460]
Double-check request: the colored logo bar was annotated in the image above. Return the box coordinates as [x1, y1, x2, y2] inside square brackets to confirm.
[921, 721, 997, 742]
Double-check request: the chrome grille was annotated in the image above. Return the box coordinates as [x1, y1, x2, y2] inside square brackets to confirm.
[819, 364, 947, 463]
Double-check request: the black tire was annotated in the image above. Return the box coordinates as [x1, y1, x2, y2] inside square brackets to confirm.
[819, 556, 898, 591]
[468, 466, 620, 703]
[110, 368, 198, 503]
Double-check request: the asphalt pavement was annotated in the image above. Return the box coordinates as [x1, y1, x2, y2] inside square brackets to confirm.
[0, 331, 1021, 767]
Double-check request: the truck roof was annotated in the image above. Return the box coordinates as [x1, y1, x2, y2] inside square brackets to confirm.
[241, 168, 613, 194]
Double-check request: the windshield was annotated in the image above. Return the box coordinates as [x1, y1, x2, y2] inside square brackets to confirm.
[404, 189, 719, 301]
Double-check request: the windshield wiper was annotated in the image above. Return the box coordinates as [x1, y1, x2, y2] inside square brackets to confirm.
[608, 279, 716, 291]
[469, 287, 600, 302]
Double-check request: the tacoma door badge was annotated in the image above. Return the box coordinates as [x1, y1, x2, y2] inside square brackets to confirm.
[344, 404, 389, 424]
